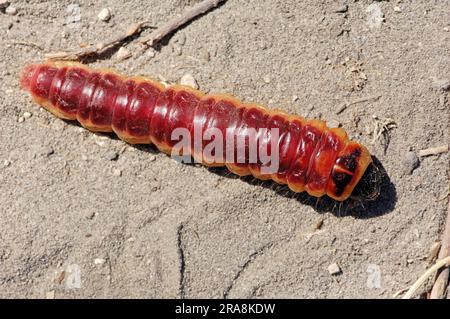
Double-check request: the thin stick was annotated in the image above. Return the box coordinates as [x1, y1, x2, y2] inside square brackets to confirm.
[418, 145, 449, 157]
[402, 256, 450, 299]
[430, 199, 450, 299]
[45, 21, 149, 61]
[140, 0, 226, 47]
[336, 95, 381, 114]
[8, 41, 44, 51]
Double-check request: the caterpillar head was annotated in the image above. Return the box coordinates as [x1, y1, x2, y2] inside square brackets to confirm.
[326, 141, 376, 201]
[350, 160, 382, 202]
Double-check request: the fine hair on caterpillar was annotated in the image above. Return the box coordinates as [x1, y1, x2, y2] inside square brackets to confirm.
[20, 61, 379, 202]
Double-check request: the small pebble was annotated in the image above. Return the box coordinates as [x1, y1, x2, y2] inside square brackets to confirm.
[149, 155, 156, 162]
[43, 147, 54, 157]
[292, 95, 299, 102]
[394, 6, 402, 13]
[444, 27, 449, 32]
[105, 151, 119, 161]
[5, 5, 17, 15]
[202, 50, 210, 62]
[334, 4, 348, 13]
[180, 73, 198, 89]
[3, 159, 11, 167]
[85, 211, 96, 220]
[46, 291, 55, 299]
[432, 79, 450, 92]
[0, 0, 10, 12]
[403, 151, 419, 175]
[97, 8, 111, 22]
[116, 47, 131, 61]
[328, 119, 341, 128]
[112, 168, 122, 177]
[94, 258, 106, 265]
[23, 112, 32, 119]
[328, 263, 342, 275]
[18, 117, 24, 123]
[147, 49, 156, 58]
[263, 75, 271, 84]
[366, 3, 384, 29]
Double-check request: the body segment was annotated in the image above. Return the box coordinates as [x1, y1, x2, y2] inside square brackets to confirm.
[20, 62, 372, 201]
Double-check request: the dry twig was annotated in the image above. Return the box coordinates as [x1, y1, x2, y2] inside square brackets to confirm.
[402, 256, 450, 299]
[430, 199, 450, 298]
[371, 115, 397, 153]
[336, 95, 381, 115]
[45, 21, 149, 61]
[140, 0, 226, 47]
[8, 41, 44, 50]
[418, 145, 449, 157]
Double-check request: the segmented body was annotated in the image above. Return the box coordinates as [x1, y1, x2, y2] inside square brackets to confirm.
[20, 62, 372, 201]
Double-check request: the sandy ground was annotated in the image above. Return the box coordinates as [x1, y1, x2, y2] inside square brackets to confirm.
[0, 0, 449, 298]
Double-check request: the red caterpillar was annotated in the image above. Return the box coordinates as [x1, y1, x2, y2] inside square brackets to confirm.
[20, 62, 375, 201]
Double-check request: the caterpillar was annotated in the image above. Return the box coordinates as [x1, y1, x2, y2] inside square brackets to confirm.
[20, 61, 379, 202]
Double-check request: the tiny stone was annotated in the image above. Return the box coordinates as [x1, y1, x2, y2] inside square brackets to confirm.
[23, 112, 32, 119]
[46, 291, 55, 299]
[366, 3, 384, 29]
[44, 147, 54, 157]
[328, 263, 341, 275]
[180, 73, 198, 89]
[97, 8, 111, 22]
[444, 27, 449, 32]
[403, 151, 419, 175]
[263, 75, 271, 84]
[0, 0, 10, 13]
[5, 5, 17, 16]
[18, 117, 24, 123]
[116, 47, 131, 61]
[394, 6, 402, 13]
[112, 168, 122, 177]
[94, 258, 106, 265]
[432, 79, 450, 92]
[202, 50, 210, 62]
[292, 95, 299, 102]
[105, 151, 119, 161]
[3, 159, 11, 167]
[334, 4, 348, 13]
[328, 119, 341, 128]
[149, 155, 156, 162]
[85, 211, 96, 220]
[147, 49, 156, 58]
[439, 95, 447, 108]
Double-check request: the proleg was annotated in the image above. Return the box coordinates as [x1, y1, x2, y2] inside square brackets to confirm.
[20, 61, 375, 201]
